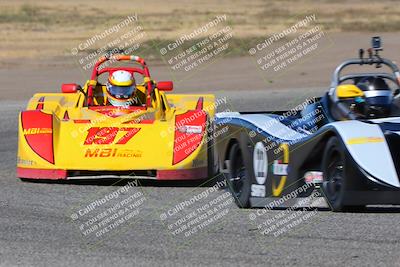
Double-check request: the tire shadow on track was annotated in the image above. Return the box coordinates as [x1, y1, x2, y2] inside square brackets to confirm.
[19, 179, 400, 212]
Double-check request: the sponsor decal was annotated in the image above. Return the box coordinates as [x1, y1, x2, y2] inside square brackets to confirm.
[304, 171, 323, 184]
[17, 157, 37, 166]
[273, 160, 288, 175]
[178, 125, 203, 134]
[272, 143, 289, 197]
[346, 137, 384, 145]
[253, 142, 268, 185]
[251, 184, 266, 197]
[23, 128, 52, 135]
[84, 148, 142, 158]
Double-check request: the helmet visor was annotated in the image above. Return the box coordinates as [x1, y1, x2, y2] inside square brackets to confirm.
[364, 90, 393, 106]
[107, 84, 135, 99]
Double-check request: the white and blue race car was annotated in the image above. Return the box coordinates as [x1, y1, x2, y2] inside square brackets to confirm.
[215, 37, 400, 211]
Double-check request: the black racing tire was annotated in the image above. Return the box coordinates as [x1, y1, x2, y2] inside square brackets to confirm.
[322, 136, 365, 212]
[322, 136, 348, 212]
[226, 142, 251, 208]
[343, 205, 366, 212]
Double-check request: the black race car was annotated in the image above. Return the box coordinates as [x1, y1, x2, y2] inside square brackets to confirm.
[215, 37, 400, 211]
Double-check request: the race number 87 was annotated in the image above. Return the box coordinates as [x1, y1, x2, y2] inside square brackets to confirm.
[84, 127, 140, 145]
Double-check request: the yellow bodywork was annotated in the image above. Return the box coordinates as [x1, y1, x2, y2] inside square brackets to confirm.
[17, 80, 215, 179]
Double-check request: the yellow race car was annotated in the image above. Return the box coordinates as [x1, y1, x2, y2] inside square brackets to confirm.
[17, 55, 216, 181]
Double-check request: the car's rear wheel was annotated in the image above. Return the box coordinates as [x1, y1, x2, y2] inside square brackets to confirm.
[227, 143, 251, 208]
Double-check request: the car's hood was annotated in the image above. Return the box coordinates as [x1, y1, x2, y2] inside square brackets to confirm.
[326, 119, 400, 188]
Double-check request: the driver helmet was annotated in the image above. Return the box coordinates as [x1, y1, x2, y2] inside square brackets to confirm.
[335, 84, 366, 118]
[106, 70, 136, 107]
[356, 77, 392, 118]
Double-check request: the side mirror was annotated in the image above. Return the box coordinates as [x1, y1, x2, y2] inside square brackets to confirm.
[157, 81, 173, 91]
[61, 83, 81, 93]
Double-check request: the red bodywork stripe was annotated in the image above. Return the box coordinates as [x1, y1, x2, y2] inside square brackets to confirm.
[173, 110, 207, 165]
[36, 97, 45, 110]
[157, 167, 207, 180]
[17, 167, 66, 179]
[63, 110, 69, 120]
[16, 167, 207, 180]
[74, 119, 91, 123]
[139, 119, 154, 124]
[196, 97, 204, 110]
[21, 111, 54, 164]
[123, 119, 155, 124]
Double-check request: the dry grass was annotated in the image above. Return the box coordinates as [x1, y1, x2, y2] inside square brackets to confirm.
[1, 0, 400, 61]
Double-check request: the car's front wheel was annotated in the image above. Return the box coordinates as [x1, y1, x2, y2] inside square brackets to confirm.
[226, 143, 251, 208]
[322, 136, 367, 212]
[322, 136, 348, 211]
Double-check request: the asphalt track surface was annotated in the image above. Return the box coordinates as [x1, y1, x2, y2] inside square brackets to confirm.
[1, 89, 400, 267]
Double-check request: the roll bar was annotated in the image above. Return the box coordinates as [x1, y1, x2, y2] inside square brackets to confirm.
[327, 37, 400, 118]
[330, 58, 400, 89]
[339, 73, 398, 84]
[329, 38, 400, 101]
[87, 55, 153, 106]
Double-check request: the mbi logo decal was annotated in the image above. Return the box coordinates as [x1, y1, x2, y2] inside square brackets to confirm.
[84, 148, 143, 158]
[23, 128, 52, 135]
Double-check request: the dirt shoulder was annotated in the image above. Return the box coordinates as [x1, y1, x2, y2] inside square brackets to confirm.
[2, 32, 400, 101]
[2, 0, 400, 61]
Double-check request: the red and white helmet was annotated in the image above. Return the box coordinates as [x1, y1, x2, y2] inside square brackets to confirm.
[106, 70, 136, 107]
